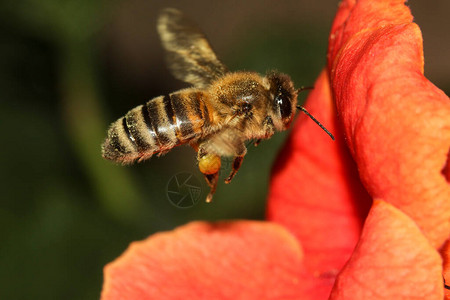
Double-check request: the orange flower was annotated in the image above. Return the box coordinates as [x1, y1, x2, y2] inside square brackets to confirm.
[101, 0, 450, 298]
[102, 221, 325, 300]
[327, 0, 450, 248]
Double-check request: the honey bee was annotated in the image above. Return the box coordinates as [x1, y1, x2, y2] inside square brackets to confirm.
[102, 8, 334, 202]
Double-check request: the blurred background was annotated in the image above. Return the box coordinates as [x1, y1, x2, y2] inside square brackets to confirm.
[0, 0, 448, 298]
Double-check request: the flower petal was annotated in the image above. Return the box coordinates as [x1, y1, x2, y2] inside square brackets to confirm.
[329, 200, 443, 300]
[101, 221, 325, 300]
[328, 0, 413, 66]
[268, 70, 371, 282]
[328, 0, 450, 248]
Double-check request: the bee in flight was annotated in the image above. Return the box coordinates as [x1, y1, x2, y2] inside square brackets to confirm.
[102, 8, 334, 203]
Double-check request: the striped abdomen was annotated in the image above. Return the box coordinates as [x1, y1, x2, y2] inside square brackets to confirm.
[102, 90, 210, 164]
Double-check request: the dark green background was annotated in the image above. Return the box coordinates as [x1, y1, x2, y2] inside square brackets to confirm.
[1, 1, 448, 299]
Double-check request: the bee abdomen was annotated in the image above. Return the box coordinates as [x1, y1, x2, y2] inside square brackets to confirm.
[102, 91, 209, 164]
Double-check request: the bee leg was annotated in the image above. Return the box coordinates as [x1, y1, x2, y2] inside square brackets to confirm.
[204, 172, 219, 203]
[224, 145, 247, 184]
[224, 156, 244, 184]
[262, 116, 275, 138]
[253, 116, 275, 148]
[197, 149, 221, 203]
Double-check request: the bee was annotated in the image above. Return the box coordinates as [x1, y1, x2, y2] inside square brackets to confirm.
[102, 8, 334, 202]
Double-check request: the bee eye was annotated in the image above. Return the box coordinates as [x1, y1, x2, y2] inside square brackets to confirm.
[275, 93, 292, 120]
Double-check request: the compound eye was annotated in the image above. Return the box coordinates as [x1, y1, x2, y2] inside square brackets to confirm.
[275, 93, 292, 120]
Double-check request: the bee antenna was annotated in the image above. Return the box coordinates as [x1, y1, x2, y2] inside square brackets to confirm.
[296, 105, 335, 140]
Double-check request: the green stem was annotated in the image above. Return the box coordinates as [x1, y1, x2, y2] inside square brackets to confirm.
[59, 41, 144, 224]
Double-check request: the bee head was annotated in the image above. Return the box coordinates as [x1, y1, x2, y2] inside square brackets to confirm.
[266, 72, 297, 130]
[266, 72, 335, 140]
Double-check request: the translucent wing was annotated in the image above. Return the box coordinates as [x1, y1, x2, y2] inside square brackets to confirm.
[157, 8, 228, 88]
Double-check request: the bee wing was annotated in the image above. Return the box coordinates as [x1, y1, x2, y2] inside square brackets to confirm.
[157, 8, 228, 89]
